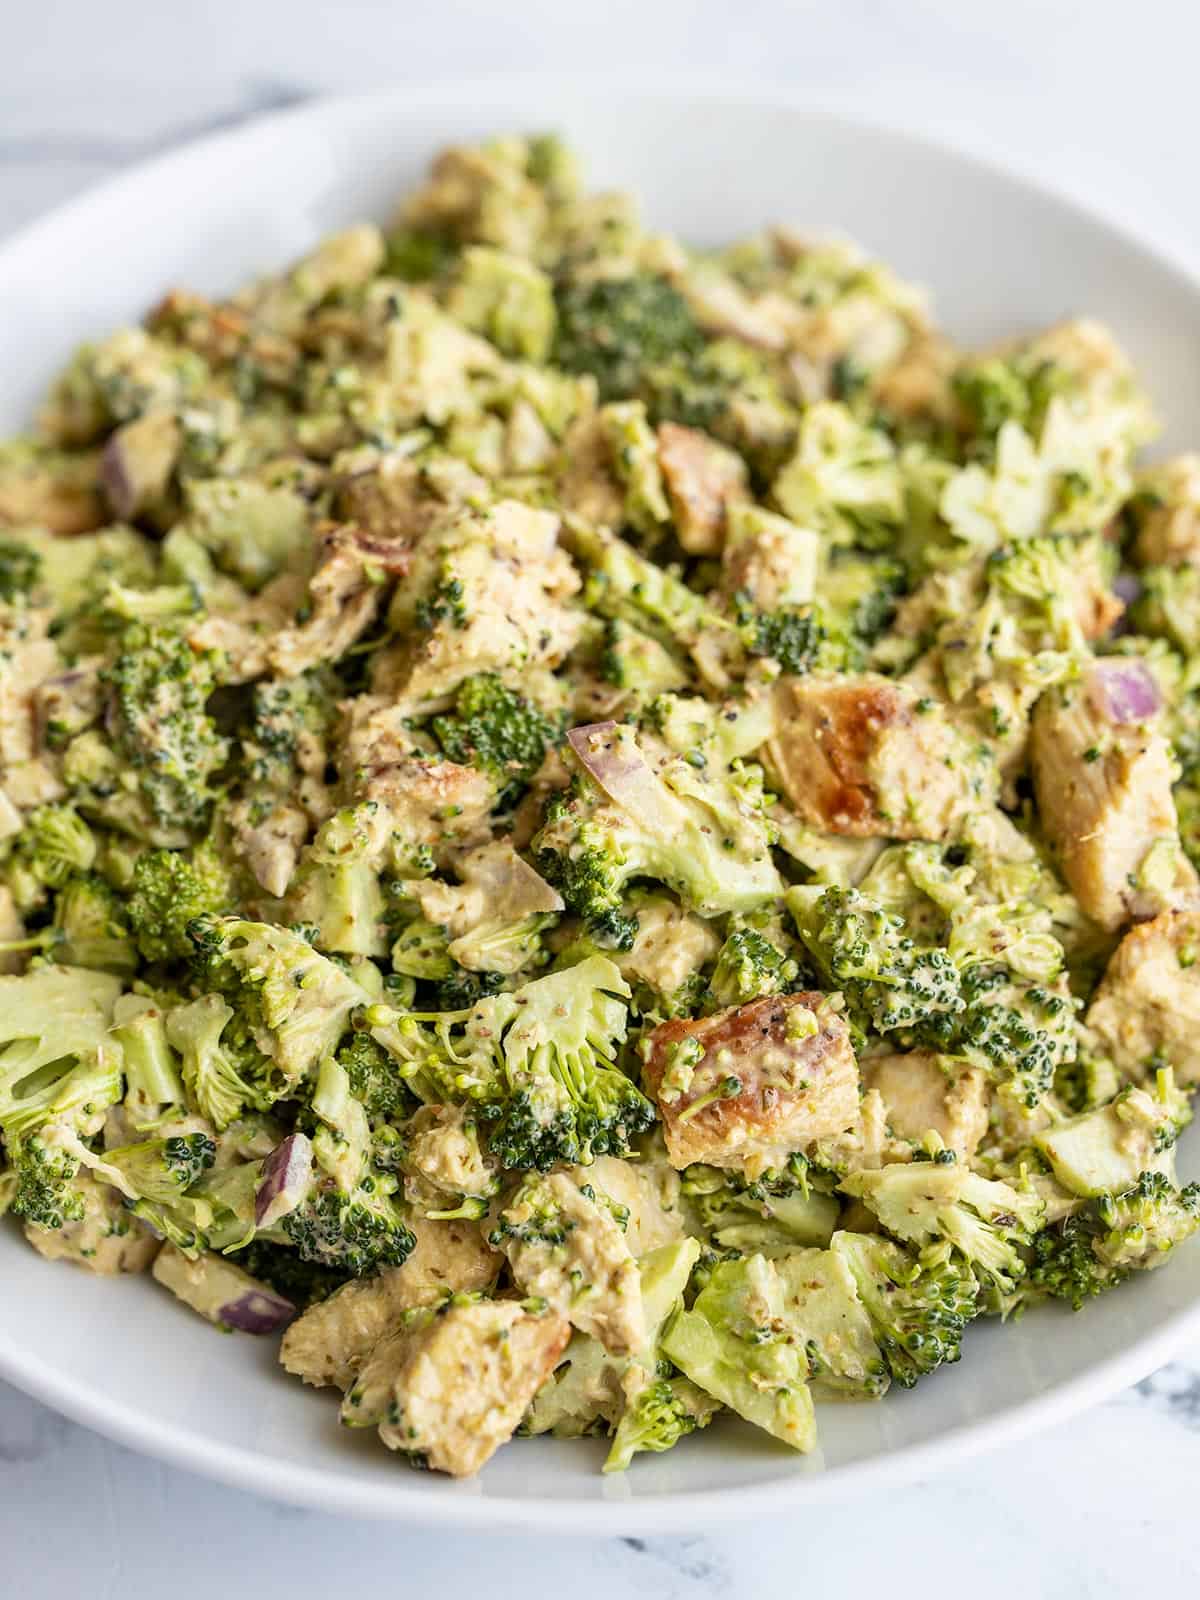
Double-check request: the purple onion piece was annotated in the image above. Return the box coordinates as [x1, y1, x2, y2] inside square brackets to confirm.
[255, 1132, 314, 1228]
[1113, 573, 1143, 606]
[1091, 658, 1161, 724]
[218, 1288, 296, 1335]
[568, 720, 684, 835]
[99, 432, 137, 520]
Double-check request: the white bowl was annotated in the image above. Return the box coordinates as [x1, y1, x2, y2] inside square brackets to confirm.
[3, 78, 1200, 1533]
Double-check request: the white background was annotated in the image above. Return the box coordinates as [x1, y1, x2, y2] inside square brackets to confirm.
[4, 3, 1200, 1593]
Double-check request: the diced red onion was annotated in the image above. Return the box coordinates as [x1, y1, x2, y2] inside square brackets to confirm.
[218, 1288, 296, 1335]
[1113, 573, 1142, 606]
[1091, 658, 1161, 724]
[567, 722, 680, 831]
[255, 1132, 313, 1228]
[99, 432, 138, 521]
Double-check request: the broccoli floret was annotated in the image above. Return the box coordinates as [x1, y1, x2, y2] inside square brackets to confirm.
[13, 804, 96, 889]
[570, 523, 726, 663]
[772, 402, 904, 551]
[50, 872, 137, 975]
[734, 596, 823, 675]
[787, 884, 963, 1043]
[1132, 564, 1200, 655]
[370, 954, 653, 1170]
[193, 917, 372, 1088]
[285, 803, 389, 959]
[100, 622, 229, 833]
[89, 1131, 218, 1250]
[337, 1031, 412, 1124]
[603, 1376, 719, 1473]
[553, 274, 705, 402]
[706, 926, 800, 1010]
[534, 721, 781, 948]
[661, 1253, 815, 1451]
[278, 1185, 413, 1277]
[0, 538, 41, 602]
[165, 995, 275, 1131]
[831, 1231, 980, 1387]
[1094, 1169, 1200, 1270]
[842, 1161, 1044, 1299]
[242, 669, 338, 790]
[0, 965, 124, 1228]
[430, 673, 557, 806]
[271, 1053, 414, 1277]
[681, 1162, 840, 1253]
[126, 842, 239, 965]
[816, 550, 907, 669]
[1027, 1171, 1200, 1309]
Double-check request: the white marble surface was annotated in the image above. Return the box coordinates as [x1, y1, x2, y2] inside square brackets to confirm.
[5, 2, 1200, 1591]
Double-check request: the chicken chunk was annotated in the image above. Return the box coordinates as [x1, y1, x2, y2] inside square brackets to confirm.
[616, 894, 722, 998]
[0, 448, 104, 534]
[401, 1105, 499, 1212]
[345, 1296, 570, 1477]
[279, 1215, 501, 1390]
[1132, 456, 1200, 568]
[721, 504, 819, 611]
[23, 1173, 159, 1275]
[489, 1171, 645, 1356]
[1086, 907, 1200, 1084]
[765, 673, 990, 839]
[656, 422, 749, 554]
[861, 1051, 990, 1158]
[643, 992, 860, 1174]
[568, 1154, 684, 1256]
[269, 523, 410, 679]
[371, 500, 582, 705]
[1030, 658, 1195, 932]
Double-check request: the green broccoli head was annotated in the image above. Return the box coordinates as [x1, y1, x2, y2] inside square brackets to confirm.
[430, 673, 557, 807]
[126, 842, 240, 965]
[100, 622, 229, 834]
[192, 917, 373, 1089]
[534, 721, 781, 947]
[553, 273, 705, 402]
[787, 884, 963, 1043]
[706, 926, 800, 1011]
[681, 1162, 840, 1254]
[15, 804, 96, 888]
[165, 994, 275, 1131]
[842, 1161, 1045, 1299]
[603, 1375, 719, 1473]
[279, 1178, 414, 1278]
[284, 803, 389, 959]
[1094, 1170, 1200, 1270]
[0, 966, 124, 1228]
[50, 872, 138, 975]
[1026, 1171, 1200, 1310]
[831, 1231, 980, 1388]
[89, 1130, 218, 1250]
[370, 954, 654, 1170]
[0, 537, 42, 603]
[734, 595, 824, 676]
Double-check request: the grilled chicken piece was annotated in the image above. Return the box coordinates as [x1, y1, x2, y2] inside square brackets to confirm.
[656, 422, 748, 554]
[343, 1297, 570, 1477]
[279, 1216, 500, 1391]
[1087, 906, 1200, 1084]
[1030, 658, 1195, 932]
[643, 992, 859, 1173]
[861, 1051, 990, 1159]
[765, 673, 989, 838]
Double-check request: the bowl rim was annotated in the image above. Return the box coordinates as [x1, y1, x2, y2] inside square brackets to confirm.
[2, 73, 1199, 1533]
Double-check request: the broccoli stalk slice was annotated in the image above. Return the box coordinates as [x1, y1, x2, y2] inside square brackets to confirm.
[111, 994, 186, 1114]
